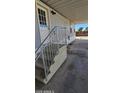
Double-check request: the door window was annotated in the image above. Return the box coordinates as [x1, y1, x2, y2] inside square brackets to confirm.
[38, 8, 47, 27]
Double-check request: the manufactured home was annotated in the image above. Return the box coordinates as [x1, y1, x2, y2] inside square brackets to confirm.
[35, 0, 76, 84]
[35, 0, 88, 84]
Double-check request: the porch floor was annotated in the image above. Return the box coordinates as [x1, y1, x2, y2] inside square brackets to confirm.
[35, 37, 88, 93]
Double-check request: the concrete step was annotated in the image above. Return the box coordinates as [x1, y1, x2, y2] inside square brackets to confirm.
[35, 57, 54, 69]
[35, 67, 45, 79]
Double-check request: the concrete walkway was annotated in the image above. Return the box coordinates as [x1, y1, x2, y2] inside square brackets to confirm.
[36, 38, 88, 93]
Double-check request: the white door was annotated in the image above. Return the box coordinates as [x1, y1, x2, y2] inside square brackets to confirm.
[36, 5, 49, 43]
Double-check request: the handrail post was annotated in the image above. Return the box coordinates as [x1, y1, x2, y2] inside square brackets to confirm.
[56, 27, 59, 53]
[41, 46, 47, 81]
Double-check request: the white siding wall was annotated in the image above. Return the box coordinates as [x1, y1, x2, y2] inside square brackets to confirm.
[36, 0, 76, 45]
[68, 23, 76, 44]
[49, 10, 70, 29]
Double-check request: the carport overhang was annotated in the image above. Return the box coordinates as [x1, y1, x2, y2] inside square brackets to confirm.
[40, 0, 88, 24]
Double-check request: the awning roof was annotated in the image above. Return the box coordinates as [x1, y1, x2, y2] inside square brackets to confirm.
[41, 0, 88, 24]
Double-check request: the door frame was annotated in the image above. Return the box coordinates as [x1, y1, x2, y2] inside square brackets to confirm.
[36, 1, 50, 42]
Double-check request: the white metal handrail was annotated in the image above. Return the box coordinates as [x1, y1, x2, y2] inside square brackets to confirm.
[35, 26, 67, 80]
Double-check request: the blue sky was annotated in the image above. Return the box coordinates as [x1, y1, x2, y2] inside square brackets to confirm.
[75, 23, 88, 31]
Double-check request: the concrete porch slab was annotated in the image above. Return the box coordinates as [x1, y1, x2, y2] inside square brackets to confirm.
[35, 39, 88, 93]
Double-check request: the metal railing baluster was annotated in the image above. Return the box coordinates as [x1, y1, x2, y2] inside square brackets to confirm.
[41, 46, 47, 81]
